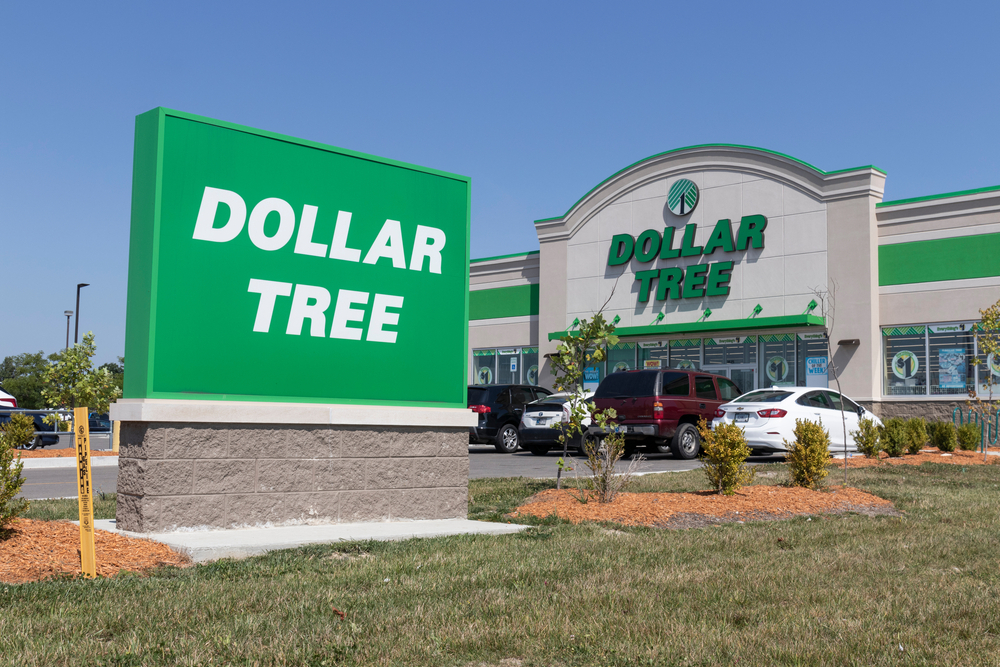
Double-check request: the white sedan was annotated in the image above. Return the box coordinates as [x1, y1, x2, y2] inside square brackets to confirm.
[711, 387, 882, 454]
[519, 390, 594, 456]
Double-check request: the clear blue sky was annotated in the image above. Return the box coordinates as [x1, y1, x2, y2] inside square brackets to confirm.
[2, 1, 998, 366]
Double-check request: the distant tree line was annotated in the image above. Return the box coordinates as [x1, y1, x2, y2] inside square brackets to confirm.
[0, 333, 122, 413]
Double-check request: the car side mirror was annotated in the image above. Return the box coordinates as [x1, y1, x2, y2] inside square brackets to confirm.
[856, 404, 865, 416]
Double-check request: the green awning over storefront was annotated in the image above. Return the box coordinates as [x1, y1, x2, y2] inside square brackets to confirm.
[547, 314, 826, 341]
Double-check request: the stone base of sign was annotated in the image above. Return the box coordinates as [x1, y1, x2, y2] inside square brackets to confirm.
[864, 400, 968, 423]
[110, 400, 475, 533]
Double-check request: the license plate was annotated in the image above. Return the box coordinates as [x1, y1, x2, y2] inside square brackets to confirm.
[734, 413, 749, 423]
[612, 425, 627, 433]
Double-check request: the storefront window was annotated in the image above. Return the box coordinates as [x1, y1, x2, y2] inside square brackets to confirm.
[928, 324, 975, 396]
[796, 333, 829, 388]
[882, 327, 926, 396]
[974, 327, 1000, 397]
[668, 339, 701, 370]
[638, 342, 668, 369]
[703, 336, 757, 365]
[607, 343, 636, 373]
[522, 348, 539, 385]
[760, 334, 795, 386]
[473, 349, 496, 385]
[496, 348, 520, 385]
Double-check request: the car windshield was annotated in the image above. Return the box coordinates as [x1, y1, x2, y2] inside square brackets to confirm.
[594, 371, 658, 398]
[733, 390, 792, 403]
[530, 396, 569, 406]
[467, 388, 488, 405]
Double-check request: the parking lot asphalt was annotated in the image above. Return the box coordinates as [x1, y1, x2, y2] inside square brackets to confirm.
[17, 441, 783, 500]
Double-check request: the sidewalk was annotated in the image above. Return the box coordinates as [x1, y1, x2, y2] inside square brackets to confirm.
[20, 456, 119, 470]
[94, 518, 528, 563]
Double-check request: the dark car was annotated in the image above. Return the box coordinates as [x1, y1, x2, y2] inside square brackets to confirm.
[590, 369, 742, 459]
[0, 409, 61, 450]
[89, 414, 112, 433]
[468, 384, 553, 453]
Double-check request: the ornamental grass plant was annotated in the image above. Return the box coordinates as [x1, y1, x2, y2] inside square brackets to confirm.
[697, 418, 755, 495]
[784, 419, 829, 490]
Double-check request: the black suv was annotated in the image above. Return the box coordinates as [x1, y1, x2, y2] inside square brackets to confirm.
[468, 384, 553, 453]
[0, 410, 61, 450]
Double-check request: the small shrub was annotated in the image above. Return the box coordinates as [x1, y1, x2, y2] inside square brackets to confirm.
[881, 418, 907, 458]
[851, 417, 881, 458]
[0, 415, 32, 530]
[957, 423, 981, 451]
[905, 418, 928, 455]
[784, 419, 829, 490]
[928, 421, 957, 452]
[697, 418, 755, 496]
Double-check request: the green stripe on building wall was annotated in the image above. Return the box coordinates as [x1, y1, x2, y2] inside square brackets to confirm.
[879, 233, 1000, 286]
[469, 284, 540, 320]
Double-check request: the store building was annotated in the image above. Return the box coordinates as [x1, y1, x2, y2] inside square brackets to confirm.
[468, 145, 1000, 420]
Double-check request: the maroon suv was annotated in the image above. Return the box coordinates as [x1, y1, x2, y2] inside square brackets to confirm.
[590, 369, 743, 459]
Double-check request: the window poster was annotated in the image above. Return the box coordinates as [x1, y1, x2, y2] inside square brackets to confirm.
[937, 348, 966, 389]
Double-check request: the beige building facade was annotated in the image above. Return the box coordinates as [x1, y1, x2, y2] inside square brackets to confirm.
[469, 145, 1000, 419]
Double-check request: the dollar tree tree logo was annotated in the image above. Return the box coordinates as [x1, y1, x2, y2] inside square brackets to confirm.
[667, 178, 699, 216]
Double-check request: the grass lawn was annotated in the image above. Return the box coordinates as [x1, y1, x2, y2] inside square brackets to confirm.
[2, 463, 999, 666]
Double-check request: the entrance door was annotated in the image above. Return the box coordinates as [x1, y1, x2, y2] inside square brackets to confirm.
[730, 367, 756, 395]
[702, 365, 756, 395]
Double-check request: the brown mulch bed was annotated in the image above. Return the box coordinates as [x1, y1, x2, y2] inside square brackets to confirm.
[0, 519, 190, 584]
[512, 485, 898, 529]
[836, 447, 1000, 468]
[16, 449, 117, 458]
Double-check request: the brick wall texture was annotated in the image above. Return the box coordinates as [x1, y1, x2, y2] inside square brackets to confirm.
[864, 400, 968, 423]
[116, 423, 469, 533]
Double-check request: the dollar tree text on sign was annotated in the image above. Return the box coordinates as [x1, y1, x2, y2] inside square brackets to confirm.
[194, 187, 448, 342]
[607, 215, 767, 304]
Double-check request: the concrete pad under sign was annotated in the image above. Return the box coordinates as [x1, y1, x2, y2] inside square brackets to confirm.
[93, 518, 528, 563]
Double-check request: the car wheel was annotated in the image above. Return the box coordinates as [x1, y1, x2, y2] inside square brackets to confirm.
[670, 423, 700, 460]
[651, 440, 672, 455]
[528, 445, 549, 456]
[494, 424, 519, 453]
[23, 436, 41, 451]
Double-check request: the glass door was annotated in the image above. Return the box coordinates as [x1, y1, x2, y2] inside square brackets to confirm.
[702, 364, 757, 395]
[730, 366, 756, 394]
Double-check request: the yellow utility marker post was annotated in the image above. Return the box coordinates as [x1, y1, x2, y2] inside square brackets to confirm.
[74, 407, 97, 578]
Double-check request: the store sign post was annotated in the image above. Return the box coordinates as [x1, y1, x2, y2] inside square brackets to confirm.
[74, 407, 96, 579]
[125, 108, 471, 408]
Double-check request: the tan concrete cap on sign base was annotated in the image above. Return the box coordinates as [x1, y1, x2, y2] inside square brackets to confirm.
[110, 399, 478, 427]
[94, 518, 527, 563]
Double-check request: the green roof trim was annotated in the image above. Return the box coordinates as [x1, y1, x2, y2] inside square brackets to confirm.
[879, 233, 1000, 286]
[534, 144, 885, 224]
[470, 250, 539, 264]
[547, 314, 826, 341]
[877, 184, 1000, 208]
[470, 284, 539, 320]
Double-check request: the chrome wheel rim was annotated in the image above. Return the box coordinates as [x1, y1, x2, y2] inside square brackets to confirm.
[502, 427, 517, 450]
[680, 430, 697, 455]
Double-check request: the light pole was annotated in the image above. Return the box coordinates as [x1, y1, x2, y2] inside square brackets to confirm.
[64, 311, 73, 351]
[74, 283, 89, 344]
